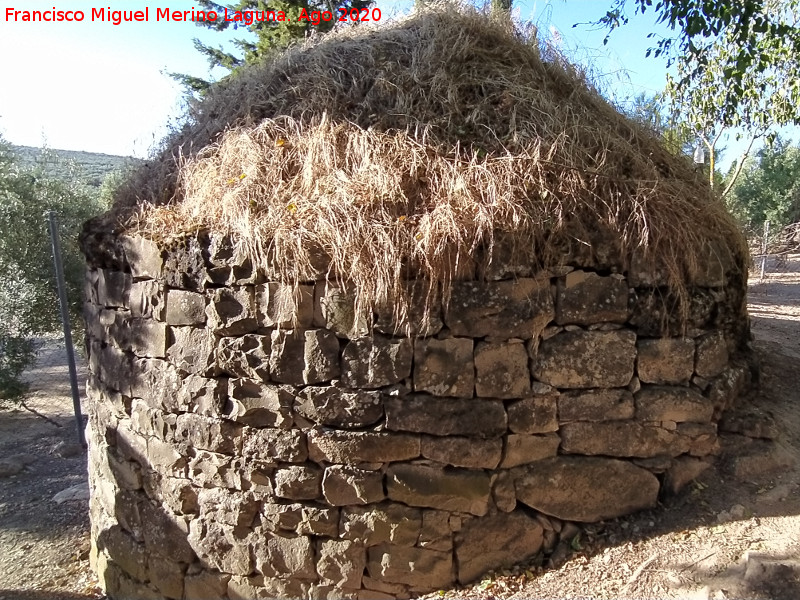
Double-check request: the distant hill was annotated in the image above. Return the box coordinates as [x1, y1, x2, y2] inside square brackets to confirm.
[11, 145, 140, 188]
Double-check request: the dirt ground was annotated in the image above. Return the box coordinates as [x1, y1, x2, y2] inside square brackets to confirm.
[1, 256, 798, 600]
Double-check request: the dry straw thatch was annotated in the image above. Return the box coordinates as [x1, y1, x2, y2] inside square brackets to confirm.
[111, 4, 746, 327]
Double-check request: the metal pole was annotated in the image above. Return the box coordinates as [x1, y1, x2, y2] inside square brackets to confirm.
[760, 220, 770, 282]
[47, 211, 86, 449]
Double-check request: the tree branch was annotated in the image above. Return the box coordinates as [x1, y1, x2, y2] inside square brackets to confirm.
[721, 130, 763, 198]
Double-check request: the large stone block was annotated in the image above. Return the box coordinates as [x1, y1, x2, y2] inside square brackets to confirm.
[515, 456, 660, 522]
[121, 235, 163, 280]
[206, 287, 259, 335]
[253, 533, 316, 579]
[500, 433, 560, 468]
[148, 556, 185, 599]
[162, 236, 209, 291]
[308, 429, 420, 464]
[318, 540, 367, 589]
[420, 436, 503, 469]
[217, 334, 271, 380]
[262, 504, 339, 537]
[188, 520, 253, 576]
[175, 375, 227, 417]
[455, 511, 544, 584]
[341, 336, 412, 389]
[167, 326, 216, 375]
[695, 331, 729, 378]
[533, 329, 637, 388]
[636, 386, 713, 423]
[374, 284, 443, 338]
[295, 387, 383, 429]
[225, 379, 293, 428]
[257, 282, 314, 329]
[97, 268, 132, 308]
[175, 413, 242, 455]
[340, 504, 422, 547]
[274, 465, 323, 500]
[474, 340, 530, 398]
[129, 280, 165, 320]
[367, 544, 453, 589]
[140, 501, 195, 563]
[270, 329, 340, 385]
[560, 421, 690, 458]
[637, 338, 695, 384]
[189, 450, 243, 489]
[413, 337, 474, 398]
[314, 283, 372, 338]
[386, 463, 490, 516]
[556, 271, 628, 325]
[113, 315, 167, 359]
[322, 465, 385, 505]
[165, 290, 207, 326]
[558, 388, 635, 422]
[385, 395, 507, 438]
[506, 393, 559, 433]
[243, 428, 308, 464]
[444, 278, 554, 340]
[98, 525, 148, 581]
[184, 570, 230, 600]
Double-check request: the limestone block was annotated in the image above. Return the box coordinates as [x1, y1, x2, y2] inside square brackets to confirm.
[515, 456, 660, 522]
[556, 271, 628, 325]
[175, 413, 242, 455]
[367, 544, 453, 589]
[184, 570, 231, 600]
[455, 511, 544, 584]
[420, 436, 503, 469]
[165, 290, 206, 326]
[113, 315, 167, 359]
[274, 465, 323, 500]
[386, 463, 490, 516]
[491, 471, 517, 512]
[97, 269, 131, 308]
[253, 533, 316, 579]
[637, 338, 695, 384]
[270, 329, 340, 385]
[506, 393, 559, 433]
[636, 386, 713, 423]
[663, 456, 711, 495]
[474, 340, 530, 398]
[206, 287, 259, 335]
[374, 284, 443, 337]
[295, 387, 383, 429]
[417, 510, 451, 551]
[314, 283, 372, 338]
[322, 465, 385, 505]
[147, 556, 185, 600]
[243, 428, 308, 464]
[129, 280, 165, 320]
[263, 504, 339, 537]
[189, 450, 243, 489]
[695, 331, 729, 378]
[413, 337, 474, 398]
[98, 525, 147, 581]
[384, 395, 506, 438]
[318, 540, 367, 589]
[500, 433, 560, 468]
[187, 520, 253, 576]
[175, 374, 227, 417]
[340, 504, 422, 547]
[217, 334, 271, 380]
[444, 278, 554, 340]
[167, 326, 215, 375]
[707, 364, 748, 416]
[678, 422, 719, 457]
[560, 421, 690, 458]
[225, 379, 293, 428]
[127, 357, 179, 409]
[341, 336, 412, 389]
[121, 235, 163, 280]
[140, 501, 195, 563]
[558, 389, 635, 422]
[307, 429, 419, 464]
[159, 478, 198, 515]
[257, 282, 314, 328]
[533, 329, 637, 388]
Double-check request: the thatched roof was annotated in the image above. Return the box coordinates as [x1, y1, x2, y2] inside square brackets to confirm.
[100, 5, 746, 324]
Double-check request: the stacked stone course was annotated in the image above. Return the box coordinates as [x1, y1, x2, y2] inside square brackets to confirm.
[83, 232, 751, 599]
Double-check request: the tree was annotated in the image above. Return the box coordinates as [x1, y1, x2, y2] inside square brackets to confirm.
[0, 137, 106, 399]
[623, 92, 694, 157]
[174, 0, 372, 93]
[597, 0, 800, 196]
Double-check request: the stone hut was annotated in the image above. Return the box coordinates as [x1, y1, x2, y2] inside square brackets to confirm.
[81, 8, 753, 600]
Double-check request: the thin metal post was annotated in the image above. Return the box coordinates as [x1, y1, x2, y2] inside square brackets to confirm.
[760, 220, 770, 282]
[47, 211, 86, 449]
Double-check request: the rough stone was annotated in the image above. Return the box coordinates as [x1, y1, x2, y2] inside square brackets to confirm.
[374, 284, 443, 337]
[367, 544, 453, 589]
[140, 501, 195, 563]
[534, 329, 637, 388]
[165, 290, 207, 326]
[340, 504, 422, 547]
[663, 456, 711, 495]
[167, 326, 216, 375]
[228, 574, 308, 600]
[341, 336, 413, 388]
[274, 465, 323, 500]
[188, 450, 243, 490]
[184, 570, 231, 600]
[295, 387, 383, 429]
[491, 471, 517, 512]
[308, 429, 420, 464]
[243, 428, 308, 464]
[322, 465, 385, 505]
[175, 375, 227, 417]
[413, 337, 474, 398]
[506, 394, 559, 434]
[474, 341, 531, 398]
[420, 436, 503, 469]
[500, 434, 561, 468]
[99, 525, 148, 581]
[636, 386, 713, 423]
[226, 379, 293, 428]
[217, 334, 271, 380]
[678, 422, 720, 457]
[147, 556, 185, 599]
[560, 421, 690, 458]
[270, 329, 340, 385]
[121, 235, 163, 280]
[386, 463, 490, 516]
[129, 280, 165, 320]
[257, 282, 314, 329]
[558, 389, 635, 422]
[444, 279, 554, 340]
[637, 338, 695, 384]
[253, 533, 316, 579]
[116, 316, 167, 359]
[515, 456, 660, 522]
[175, 413, 241, 455]
[695, 331, 729, 378]
[318, 540, 367, 589]
[455, 511, 544, 584]
[314, 283, 372, 338]
[97, 269, 132, 308]
[385, 395, 506, 438]
[207, 287, 259, 335]
[556, 271, 628, 325]
[162, 236, 209, 291]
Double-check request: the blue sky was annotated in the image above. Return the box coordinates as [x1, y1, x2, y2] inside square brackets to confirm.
[0, 1, 739, 164]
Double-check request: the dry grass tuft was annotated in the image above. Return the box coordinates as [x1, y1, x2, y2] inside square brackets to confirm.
[108, 4, 746, 329]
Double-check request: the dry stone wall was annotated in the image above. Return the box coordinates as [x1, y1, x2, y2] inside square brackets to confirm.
[82, 232, 752, 600]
